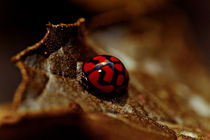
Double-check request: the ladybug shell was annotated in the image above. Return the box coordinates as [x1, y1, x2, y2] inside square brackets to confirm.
[82, 55, 129, 94]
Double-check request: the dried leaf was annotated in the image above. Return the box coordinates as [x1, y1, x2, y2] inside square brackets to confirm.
[0, 6, 210, 140]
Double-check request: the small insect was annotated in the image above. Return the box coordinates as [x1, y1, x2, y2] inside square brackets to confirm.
[82, 55, 129, 95]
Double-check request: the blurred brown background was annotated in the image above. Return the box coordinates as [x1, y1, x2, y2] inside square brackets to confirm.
[0, 0, 209, 103]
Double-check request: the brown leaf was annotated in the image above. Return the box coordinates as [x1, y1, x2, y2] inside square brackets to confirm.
[1, 6, 210, 139]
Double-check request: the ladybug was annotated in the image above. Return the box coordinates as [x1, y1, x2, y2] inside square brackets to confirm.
[82, 55, 129, 95]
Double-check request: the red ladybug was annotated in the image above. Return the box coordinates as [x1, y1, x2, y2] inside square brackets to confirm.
[82, 55, 129, 94]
